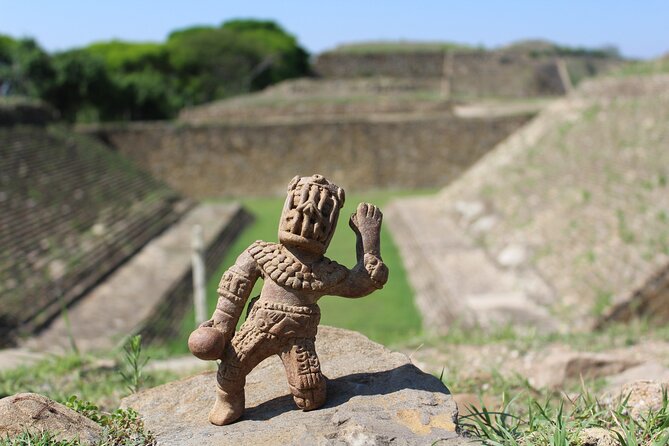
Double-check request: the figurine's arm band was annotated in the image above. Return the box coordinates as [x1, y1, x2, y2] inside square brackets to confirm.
[330, 252, 389, 298]
[206, 250, 260, 339]
[361, 253, 388, 289]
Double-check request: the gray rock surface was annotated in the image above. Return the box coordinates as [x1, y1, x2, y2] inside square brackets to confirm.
[122, 326, 466, 445]
[0, 393, 102, 445]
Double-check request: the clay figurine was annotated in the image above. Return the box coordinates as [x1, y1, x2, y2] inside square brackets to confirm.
[188, 174, 389, 425]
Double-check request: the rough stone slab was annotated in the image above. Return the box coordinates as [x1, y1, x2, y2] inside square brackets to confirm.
[0, 393, 102, 445]
[605, 362, 669, 390]
[527, 350, 641, 389]
[122, 326, 465, 446]
[23, 203, 247, 354]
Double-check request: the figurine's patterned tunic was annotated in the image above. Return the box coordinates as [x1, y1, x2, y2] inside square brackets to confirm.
[248, 241, 348, 291]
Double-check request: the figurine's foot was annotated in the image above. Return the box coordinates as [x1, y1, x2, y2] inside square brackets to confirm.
[209, 387, 244, 425]
[293, 384, 326, 411]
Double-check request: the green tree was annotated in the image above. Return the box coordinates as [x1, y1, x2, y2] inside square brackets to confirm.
[221, 19, 310, 88]
[1, 19, 311, 122]
[41, 49, 116, 122]
[167, 19, 310, 105]
[0, 35, 54, 97]
[85, 41, 180, 119]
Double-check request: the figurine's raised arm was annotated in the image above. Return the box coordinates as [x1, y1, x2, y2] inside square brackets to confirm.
[330, 202, 389, 297]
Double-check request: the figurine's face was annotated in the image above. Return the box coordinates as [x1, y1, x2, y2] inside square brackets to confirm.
[279, 174, 345, 255]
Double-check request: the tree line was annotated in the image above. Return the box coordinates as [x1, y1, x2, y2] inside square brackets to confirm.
[0, 20, 310, 122]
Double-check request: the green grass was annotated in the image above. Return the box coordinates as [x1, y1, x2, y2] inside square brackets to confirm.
[0, 347, 177, 412]
[461, 383, 669, 445]
[172, 188, 434, 352]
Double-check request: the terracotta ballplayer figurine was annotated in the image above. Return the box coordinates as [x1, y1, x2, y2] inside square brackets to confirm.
[188, 174, 389, 425]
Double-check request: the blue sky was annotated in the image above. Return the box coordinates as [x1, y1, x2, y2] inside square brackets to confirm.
[1, 1, 667, 59]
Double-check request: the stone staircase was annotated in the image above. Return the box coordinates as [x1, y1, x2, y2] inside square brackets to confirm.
[0, 126, 189, 344]
[22, 203, 251, 353]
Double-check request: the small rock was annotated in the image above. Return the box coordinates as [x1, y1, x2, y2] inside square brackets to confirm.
[497, 244, 527, 268]
[602, 380, 668, 422]
[0, 393, 102, 445]
[578, 427, 617, 446]
[47, 259, 67, 280]
[122, 326, 463, 446]
[91, 223, 106, 236]
[605, 362, 669, 389]
[529, 350, 640, 389]
[470, 215, 498, 234]
[452, 393, 500, 417]
[454, 200, 485, 222]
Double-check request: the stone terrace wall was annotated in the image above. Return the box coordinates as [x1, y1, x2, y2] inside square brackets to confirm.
[315, 52, 445, 78]
[315, 51, 618, 98]
[80, 113, 532, 199]
[0, 126, 189, 344]
[447, 52, 565, 97]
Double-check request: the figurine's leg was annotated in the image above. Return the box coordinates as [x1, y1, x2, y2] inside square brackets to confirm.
[210, 320, 279, 425]
[279, 337, 326, 411]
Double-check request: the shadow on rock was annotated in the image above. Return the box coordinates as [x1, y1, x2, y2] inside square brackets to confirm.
[244, 363, 451, 422]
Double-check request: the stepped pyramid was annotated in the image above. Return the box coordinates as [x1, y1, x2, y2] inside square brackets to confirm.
[0, 125, 189, 343]
[388, 74, 669, 332]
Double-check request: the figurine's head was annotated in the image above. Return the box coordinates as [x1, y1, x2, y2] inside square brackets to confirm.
[279, 174, 345, 255]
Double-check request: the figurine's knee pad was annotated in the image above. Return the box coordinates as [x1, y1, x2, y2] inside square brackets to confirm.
[280, 337, 327, 411]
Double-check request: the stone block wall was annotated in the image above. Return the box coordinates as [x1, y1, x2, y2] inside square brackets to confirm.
[314, 51, 619, 98]
[314, 52, 446, 78]
[80, 112, 533, 199]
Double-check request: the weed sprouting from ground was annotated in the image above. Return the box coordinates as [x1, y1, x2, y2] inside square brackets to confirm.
[120, 335, 149, 394]
[459, 384, 669, 445]
[65, 396, 156, 446]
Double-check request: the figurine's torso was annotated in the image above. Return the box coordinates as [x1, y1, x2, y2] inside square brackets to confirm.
[248, 241, 348, 306]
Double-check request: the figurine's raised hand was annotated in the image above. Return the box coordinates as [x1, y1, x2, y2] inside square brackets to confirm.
[349, 202, 382, 256]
